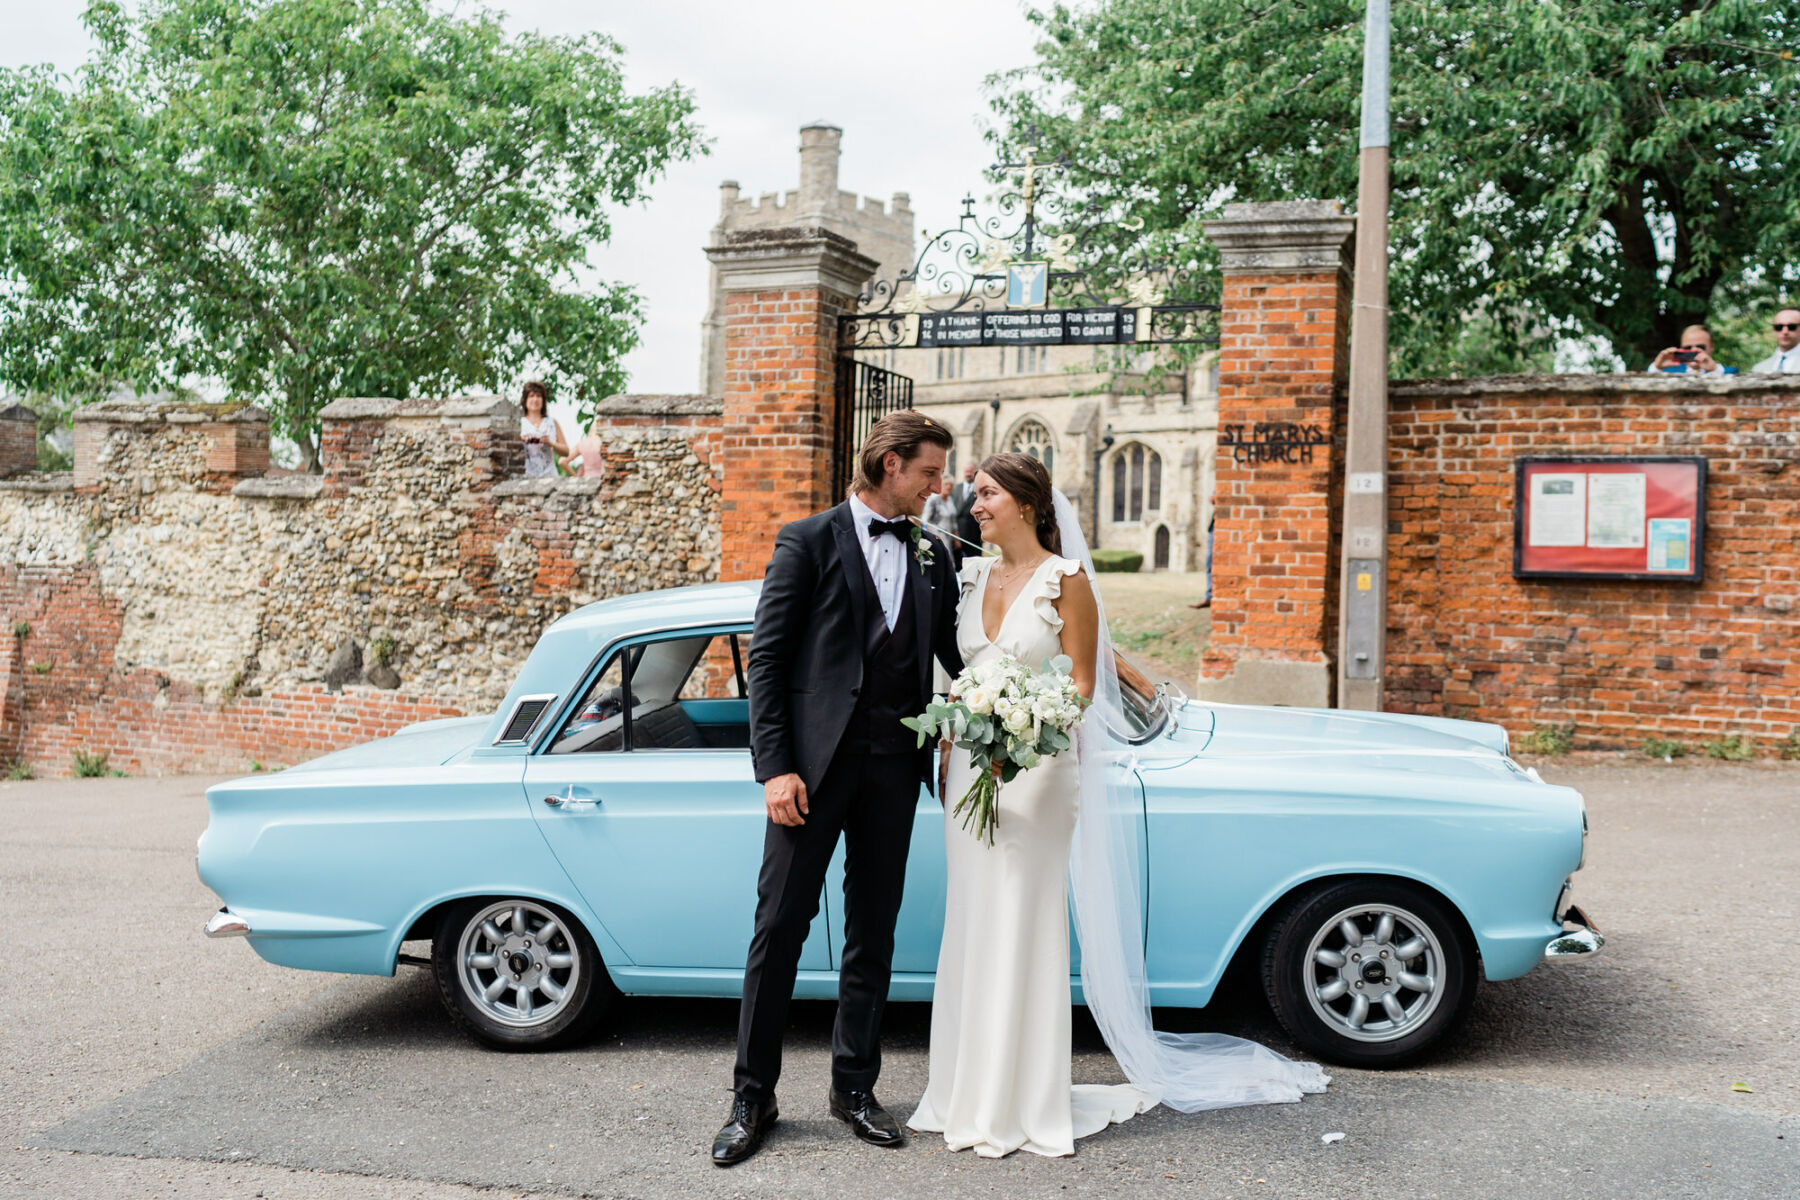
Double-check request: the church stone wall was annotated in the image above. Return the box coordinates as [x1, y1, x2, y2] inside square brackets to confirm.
[0, 394, 721, 776]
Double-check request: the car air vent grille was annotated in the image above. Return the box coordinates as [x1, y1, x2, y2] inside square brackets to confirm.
[495, 694, 557, 745]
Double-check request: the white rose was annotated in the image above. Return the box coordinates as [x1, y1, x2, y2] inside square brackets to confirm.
[1004, 707, 1032, 735]
[964, 687, 995, 715]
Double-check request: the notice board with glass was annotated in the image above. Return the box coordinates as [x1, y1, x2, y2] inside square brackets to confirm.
[1512, 457, 1706, 582]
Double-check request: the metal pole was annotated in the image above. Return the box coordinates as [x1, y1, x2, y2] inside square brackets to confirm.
[1337, 0, 1390, 711]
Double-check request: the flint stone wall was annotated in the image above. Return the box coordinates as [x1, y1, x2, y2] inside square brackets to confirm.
[0, 393, 722, 776]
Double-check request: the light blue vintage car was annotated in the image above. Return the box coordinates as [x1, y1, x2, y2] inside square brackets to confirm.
[198, 581, 1602, 1067]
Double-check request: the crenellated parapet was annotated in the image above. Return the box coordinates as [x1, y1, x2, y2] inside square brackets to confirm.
[316, 395, 520, 497]
[71, 398, 271, 493]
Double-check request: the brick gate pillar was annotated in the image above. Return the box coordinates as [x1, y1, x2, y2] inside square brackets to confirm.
[1194, 201, 1356, 707]
[705, 226, 878, 582]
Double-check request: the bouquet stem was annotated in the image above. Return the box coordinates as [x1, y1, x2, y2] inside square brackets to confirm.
[951, 768, 1000, 846]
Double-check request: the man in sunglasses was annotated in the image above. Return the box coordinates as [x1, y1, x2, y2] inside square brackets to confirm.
[1648, 324, 1727, 375]
[1751, 307, 1800, 374]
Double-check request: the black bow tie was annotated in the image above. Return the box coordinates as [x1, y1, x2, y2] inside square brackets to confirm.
[868, 517, 912, 542]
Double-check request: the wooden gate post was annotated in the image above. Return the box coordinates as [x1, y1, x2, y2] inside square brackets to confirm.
[1195, 201, 1356, 706]
[705, 225, 878, 582]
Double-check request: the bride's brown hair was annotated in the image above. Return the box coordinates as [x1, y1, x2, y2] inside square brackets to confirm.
[977, 452, 1061, 555]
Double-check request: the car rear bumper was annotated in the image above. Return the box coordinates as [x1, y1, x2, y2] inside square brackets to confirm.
[1543, 902, 1603, 962]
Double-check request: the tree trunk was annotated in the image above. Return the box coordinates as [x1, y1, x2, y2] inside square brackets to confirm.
[296, 429, 321, 475]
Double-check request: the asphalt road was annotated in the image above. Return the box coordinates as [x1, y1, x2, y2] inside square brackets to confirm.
[3, 761, 1796, 1199]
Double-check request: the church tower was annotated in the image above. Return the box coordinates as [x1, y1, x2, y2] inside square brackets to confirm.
[698, 122, 915, 395]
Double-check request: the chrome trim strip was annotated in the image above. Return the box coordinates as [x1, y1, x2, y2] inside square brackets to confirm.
[493, 693, 559, 746]
[205, 907, 251, 938]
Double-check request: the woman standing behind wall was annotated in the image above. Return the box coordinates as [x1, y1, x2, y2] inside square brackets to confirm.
[520, 381, 568, 478]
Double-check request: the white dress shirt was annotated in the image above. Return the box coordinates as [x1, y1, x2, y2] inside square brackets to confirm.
[847, 492, 908, 631]
[1752, 347, 1800, 373]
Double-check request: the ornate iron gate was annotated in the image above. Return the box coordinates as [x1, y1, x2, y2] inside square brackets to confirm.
[831, 356, 914, 501]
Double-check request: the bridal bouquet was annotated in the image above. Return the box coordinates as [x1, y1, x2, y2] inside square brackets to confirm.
[901, 654, 1090, 845]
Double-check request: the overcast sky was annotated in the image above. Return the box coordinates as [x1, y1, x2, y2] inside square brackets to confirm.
[0, 1, 1044, 407]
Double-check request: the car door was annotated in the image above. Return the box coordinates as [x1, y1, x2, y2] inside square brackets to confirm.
[523, 628, 832, 976]
[825, 783, 947, 988]
[825, 750, 1145, 990]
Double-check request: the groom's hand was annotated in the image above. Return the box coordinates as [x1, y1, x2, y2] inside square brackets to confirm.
[765, 773, 809, 826]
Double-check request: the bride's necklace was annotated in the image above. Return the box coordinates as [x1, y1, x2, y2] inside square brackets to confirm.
[993, 552, 1049, 604]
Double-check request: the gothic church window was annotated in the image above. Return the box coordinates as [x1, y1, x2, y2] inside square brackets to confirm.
[1110, 442, 1162, 522]
[1007, 419, 1055, 478]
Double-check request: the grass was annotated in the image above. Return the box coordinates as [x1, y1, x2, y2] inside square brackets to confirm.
[1094, 571, 1210, 688]
[1518, 723, 1576, 756]
[2, 757, 33, 781]
[1782, 731, 1800, 762]
[71, 748, 110, 778]
[1642, 735, 1687, 760]
[1703, 734, 1756, 761]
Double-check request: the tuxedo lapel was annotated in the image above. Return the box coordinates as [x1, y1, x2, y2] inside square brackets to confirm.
[828, 502, 869, 638]
[909, 532, 932, 696]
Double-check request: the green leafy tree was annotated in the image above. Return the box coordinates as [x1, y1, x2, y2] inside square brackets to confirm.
[991, 0, 1800, 376]
[0, 0, 704, 467]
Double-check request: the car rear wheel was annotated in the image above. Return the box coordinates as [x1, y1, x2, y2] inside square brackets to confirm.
[432, 897, 616, 1050]
[1262, 879, 1475, 1068]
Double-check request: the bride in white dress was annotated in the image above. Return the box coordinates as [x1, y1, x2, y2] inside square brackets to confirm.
[908, 453, 1329, 1159]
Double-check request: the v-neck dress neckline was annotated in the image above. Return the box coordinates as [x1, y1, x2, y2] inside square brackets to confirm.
[978, 556, 1053, 647]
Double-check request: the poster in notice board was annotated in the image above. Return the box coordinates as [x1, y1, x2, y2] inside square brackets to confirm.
[1513, 457, 1706, 582]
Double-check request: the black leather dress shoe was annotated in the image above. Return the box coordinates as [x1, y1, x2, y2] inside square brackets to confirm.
[711, 1094, 778, 1167]
[828, 1088, 904, 1147]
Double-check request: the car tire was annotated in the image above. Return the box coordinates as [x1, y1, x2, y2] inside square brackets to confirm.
[431, 897, 617, 1051]
[1261, 878, 1475, 1069]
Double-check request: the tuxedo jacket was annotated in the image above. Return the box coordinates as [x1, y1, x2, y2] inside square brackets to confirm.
[747, 501, 964, 798]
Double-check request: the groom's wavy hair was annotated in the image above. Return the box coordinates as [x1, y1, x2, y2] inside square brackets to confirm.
[851, 410, 955, 494]
[977, 452, 1062, 555]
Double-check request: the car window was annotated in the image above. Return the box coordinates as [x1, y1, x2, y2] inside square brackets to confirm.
[680, 632, 749, 700]
[549, 630, 751, 754]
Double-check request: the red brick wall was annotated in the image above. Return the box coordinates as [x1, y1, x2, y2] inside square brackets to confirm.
[1385, 378, 1799, 747]
[1201, 268, 1352, 683]
[0, 413, 34, 477]
[717, 284, 850, 581]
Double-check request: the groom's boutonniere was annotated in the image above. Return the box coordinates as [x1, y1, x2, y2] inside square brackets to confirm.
[910, 523, 935, 573]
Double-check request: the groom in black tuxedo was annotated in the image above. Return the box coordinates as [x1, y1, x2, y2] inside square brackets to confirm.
[712, 410, 965, 1166]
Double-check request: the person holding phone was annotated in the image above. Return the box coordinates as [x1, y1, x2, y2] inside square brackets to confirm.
[520, 380, 569, 478]
[1647, 325, 1727, 375]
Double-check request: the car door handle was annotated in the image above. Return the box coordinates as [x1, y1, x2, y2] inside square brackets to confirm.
[542, 786, 601, 811]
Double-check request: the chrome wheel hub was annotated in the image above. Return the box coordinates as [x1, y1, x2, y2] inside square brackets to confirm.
[456, 900, 580, 1028]
[1303, 903, 1445, 1043]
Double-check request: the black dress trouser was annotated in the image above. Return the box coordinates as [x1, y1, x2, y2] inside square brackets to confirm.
[733, 749, 918, 1102]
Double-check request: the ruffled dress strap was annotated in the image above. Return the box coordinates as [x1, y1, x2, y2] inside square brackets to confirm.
[957, 555, 994, 606]
[1031, 556, 1087, 634]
